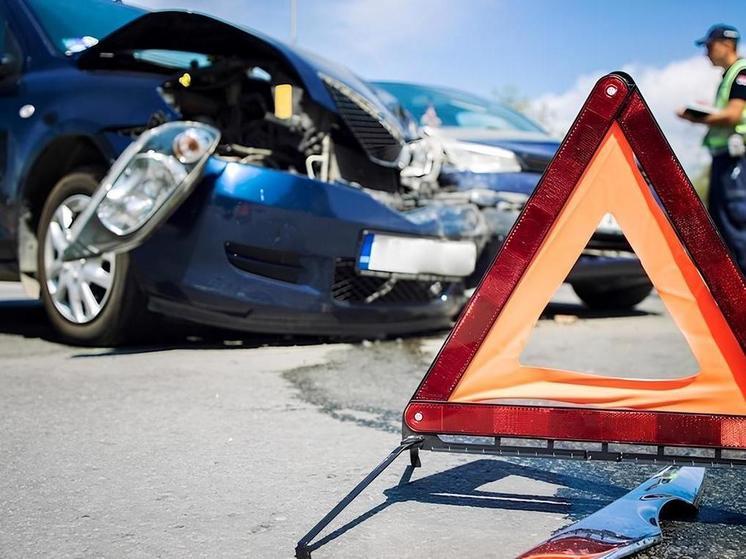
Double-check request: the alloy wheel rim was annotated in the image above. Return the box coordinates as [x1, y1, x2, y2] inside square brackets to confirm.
[43, 194, 116, 324]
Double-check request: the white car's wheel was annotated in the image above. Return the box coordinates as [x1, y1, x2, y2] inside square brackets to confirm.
[571, 281, 653, 310]
[37, 168, 151, 345]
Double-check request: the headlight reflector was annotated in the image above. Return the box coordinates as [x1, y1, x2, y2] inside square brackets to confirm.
[443, 141, 522, 173]
[96, 152, 187, 236]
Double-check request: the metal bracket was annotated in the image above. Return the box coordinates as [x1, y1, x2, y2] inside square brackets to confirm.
[409, 431, 746, 468]
[409, 444, 421, 468]
[295, 435, 424, 559]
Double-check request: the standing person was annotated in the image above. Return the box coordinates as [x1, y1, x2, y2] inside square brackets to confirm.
[678, 24, 746, 270]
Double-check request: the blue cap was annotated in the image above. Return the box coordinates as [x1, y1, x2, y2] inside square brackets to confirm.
[696, 24, 740, 46]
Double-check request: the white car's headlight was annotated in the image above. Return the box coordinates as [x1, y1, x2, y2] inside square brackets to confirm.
[443, 141, 522, 173]
[97, 152, 188, 235]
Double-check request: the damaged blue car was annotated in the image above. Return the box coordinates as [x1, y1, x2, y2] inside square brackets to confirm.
[0, 0, 487, 345]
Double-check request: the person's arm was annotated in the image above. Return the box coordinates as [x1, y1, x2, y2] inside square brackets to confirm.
[701, 98, 746, 126]
[678, 68, 746, 125]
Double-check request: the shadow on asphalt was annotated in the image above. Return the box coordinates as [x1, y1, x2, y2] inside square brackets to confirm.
[304, 458, 746, 557]
[0, 295, 656, 356]
[0, 298, 327, 354]
[0, 299, 56, 340]
[540, 300, 657, 320]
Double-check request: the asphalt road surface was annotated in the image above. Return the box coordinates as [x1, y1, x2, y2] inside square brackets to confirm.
[1, 281, 744, 558]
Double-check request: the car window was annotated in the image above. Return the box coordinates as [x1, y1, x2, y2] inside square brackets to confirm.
[374, 82, 545, 133]
[133, 49, 212, 70]
[26, 0, 144, 55]
[0, 17, 23, 78]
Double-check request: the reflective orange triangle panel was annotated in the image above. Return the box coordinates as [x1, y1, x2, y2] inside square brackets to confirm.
[404, 73, 746, 448]
[449, 124, 746, 415]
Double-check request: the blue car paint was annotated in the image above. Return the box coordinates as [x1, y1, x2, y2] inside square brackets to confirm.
[76, 9, 402, 125]
[3, 70, 173, 225]
[131, 159, 462, 333]
[0, 0, 466, 334]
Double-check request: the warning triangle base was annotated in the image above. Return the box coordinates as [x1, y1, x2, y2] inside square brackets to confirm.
[405, 431, 746, 468]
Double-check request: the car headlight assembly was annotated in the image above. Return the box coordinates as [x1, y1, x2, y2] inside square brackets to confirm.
[443, 141, 522, 174]
[96, 152, 188, 235]
[95, 122, 220, 237]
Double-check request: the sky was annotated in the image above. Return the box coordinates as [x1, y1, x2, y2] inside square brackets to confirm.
[132, 0, 746, 174]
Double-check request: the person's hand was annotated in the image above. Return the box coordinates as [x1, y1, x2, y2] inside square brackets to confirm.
[676, 107, 693, 121]
[676, 107, 703, 123]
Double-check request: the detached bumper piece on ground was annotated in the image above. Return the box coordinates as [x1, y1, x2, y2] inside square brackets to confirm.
[517, 466, 704, 559]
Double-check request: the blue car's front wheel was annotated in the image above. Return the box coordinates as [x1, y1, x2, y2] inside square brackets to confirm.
[37, 168, 152, 346]
[43, 192, 117, 324]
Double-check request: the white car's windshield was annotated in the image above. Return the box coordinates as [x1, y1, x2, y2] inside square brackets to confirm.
[373, 82, 546, 133]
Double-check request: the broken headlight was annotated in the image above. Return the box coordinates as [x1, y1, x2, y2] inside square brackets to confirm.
[97, 152, 188, 235]
[61, 121, 220, 261]
[96, 122, 219, 236]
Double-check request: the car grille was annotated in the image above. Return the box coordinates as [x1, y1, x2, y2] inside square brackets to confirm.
[332, 259, 451, 305]
[321, 74, 404, 166]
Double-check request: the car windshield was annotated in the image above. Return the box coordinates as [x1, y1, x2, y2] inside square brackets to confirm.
[26, 0, 145, 55]
[373, 82, 545, 133]
[132, 50, 212, 69]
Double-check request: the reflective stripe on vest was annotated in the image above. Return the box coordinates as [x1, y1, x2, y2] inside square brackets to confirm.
[704, 58, 746, 151]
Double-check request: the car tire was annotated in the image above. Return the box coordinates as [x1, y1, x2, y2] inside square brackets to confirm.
[571, 282, 653, 310]
[37, 167, 152, 346]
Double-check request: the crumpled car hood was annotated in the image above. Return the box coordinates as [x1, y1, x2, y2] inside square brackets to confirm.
[76, 10, 400, 128]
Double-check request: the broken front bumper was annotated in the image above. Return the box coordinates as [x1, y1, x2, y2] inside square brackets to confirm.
[59, 121, 490, 336]
[129, 160, 486, 336]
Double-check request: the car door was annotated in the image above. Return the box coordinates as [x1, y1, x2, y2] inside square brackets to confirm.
[0, 6, 23, 275]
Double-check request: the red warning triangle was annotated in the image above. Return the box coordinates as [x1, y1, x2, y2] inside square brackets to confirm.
[404, 73, 746, 449]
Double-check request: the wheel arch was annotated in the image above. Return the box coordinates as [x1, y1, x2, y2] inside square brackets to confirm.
[18, 135, 111, 294]
[22, 135, 110, 230]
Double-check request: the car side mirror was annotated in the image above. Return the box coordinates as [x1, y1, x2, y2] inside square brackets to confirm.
[0, 52, 20, 79]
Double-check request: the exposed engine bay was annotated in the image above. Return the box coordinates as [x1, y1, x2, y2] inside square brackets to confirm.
[72, 9, 491, 265]
[155, 55, 442, 203]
